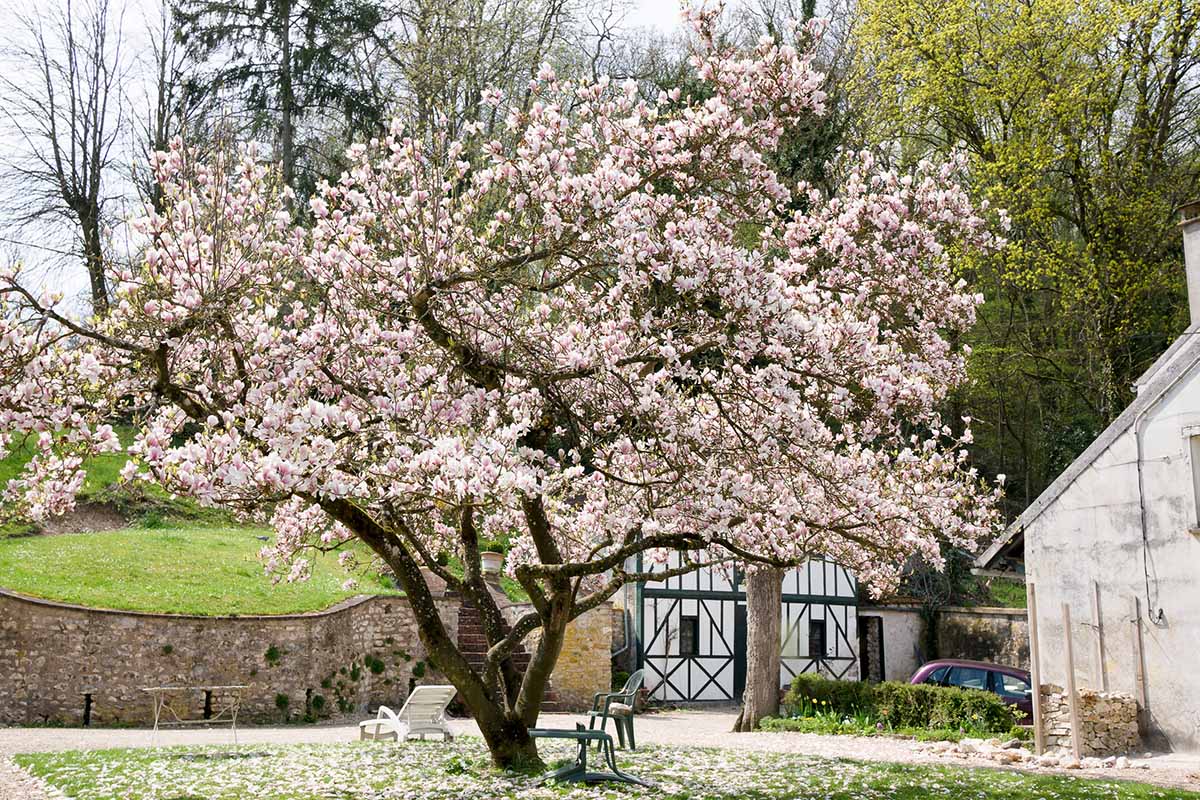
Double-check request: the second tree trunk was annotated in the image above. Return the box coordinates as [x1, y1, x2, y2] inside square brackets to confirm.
[733, 565, 784, 732]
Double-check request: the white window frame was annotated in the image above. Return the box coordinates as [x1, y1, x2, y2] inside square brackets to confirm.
[1186, 426, 1200, 533]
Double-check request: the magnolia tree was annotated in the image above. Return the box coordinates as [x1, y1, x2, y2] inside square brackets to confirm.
[0, 9, 1002, 767]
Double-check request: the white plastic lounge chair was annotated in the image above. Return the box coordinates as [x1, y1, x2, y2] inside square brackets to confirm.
[359, 685, 457, 742]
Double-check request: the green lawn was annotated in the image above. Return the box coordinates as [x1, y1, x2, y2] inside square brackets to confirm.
[1, 427, 405, 615]
[0, 526, 400, 615]
[15, 740, 1196, 800]
[1, 427, 529, 613]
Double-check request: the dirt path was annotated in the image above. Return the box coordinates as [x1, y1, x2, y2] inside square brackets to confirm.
[2, 710, 1197, 794]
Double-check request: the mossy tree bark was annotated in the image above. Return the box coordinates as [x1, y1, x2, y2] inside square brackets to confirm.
[733, 566, 784, 732]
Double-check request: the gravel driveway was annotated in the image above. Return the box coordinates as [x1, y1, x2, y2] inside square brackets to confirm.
[2, 709, 1197, 797]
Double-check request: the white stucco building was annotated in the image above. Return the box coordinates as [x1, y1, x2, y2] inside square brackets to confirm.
[976, 201, 1200, 752]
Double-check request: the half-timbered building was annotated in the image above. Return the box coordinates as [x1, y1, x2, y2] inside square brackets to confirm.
[635, 553, 859, 703]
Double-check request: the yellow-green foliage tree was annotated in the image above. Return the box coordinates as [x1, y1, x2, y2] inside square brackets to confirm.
[852, 0, 1200, 513]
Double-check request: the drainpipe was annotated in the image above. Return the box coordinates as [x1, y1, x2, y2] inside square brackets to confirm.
[1131, 201, 1200, 627]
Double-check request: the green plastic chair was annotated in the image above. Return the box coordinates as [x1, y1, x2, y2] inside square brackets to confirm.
[586, 669, 644, 750]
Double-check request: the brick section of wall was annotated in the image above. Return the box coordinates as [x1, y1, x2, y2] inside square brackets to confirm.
[0, 589, 458, 726]
[1040, 684, 1140, 756]
[454, 597, 560, 712]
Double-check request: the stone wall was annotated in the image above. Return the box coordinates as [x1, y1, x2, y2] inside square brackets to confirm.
[507, 601, 612, 710]
[552, 605, 612, 709]
[937, 607, 1030, 670]
[860, 605, 1029, 682]
[1040, 684, 1140, 756]
[0, 588, 457, 726]
[0, 586, 609, 725]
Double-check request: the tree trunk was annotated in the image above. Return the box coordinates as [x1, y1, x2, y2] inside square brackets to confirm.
[516, 601, 569, 725]
[80, 209, 108, 316]
[733, 566, 783, 732]
[402, 576, 548, 770]
[323, 499, 554, 770]
[278, 0, 295, 188]
[476, 708, 542, 769]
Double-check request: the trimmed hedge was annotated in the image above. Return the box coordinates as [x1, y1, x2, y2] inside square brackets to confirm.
[783, 672, 1021, 733]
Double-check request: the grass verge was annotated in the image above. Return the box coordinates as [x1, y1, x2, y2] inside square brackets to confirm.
[14, 740, 1196, 800]
[760, 713, 1031, 743]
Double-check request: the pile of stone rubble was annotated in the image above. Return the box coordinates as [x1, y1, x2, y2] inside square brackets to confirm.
[917, 736, 1153, 771]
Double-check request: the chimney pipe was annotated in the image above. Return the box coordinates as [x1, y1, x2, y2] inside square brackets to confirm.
[1182, 200, 1200, 327]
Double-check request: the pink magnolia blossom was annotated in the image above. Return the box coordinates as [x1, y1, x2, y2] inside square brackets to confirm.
[0, 7, 1001, 747]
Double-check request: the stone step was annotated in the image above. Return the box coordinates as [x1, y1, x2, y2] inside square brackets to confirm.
[458, 634, 489, 647]
[461, 657, 533, 669]
[454, 600, 558, 712]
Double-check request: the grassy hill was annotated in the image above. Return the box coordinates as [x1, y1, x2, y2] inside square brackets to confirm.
[0, 428, 241, 535]
[0, 428, 400, 614]
[0, 525, 400, 615]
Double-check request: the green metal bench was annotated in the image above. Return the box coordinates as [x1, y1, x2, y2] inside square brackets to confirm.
[528, 724, 652, 786]
[587, 668, 644, 750]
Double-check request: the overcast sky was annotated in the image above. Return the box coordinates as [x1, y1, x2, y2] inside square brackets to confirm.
[627, 0, 689, 32]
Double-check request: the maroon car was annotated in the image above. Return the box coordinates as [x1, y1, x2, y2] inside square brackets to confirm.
[909, 659, 1033, 719]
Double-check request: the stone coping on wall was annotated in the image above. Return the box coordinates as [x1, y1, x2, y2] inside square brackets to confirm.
[0, 586, 389, 620]
[859, 603, 1027, 616]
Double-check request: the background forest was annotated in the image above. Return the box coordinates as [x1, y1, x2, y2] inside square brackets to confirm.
[1, 0, 1197, 559]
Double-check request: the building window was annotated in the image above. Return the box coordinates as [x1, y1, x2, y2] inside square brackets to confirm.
[1191, 434, 1200, 528]
[678, 615, 699, 656]
[808, 619, 827, 659]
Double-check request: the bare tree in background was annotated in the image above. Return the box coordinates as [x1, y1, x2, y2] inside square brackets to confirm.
[365, 0, 581, 142]
[132, 4, 211, 214]
[0, 0, 128, 315]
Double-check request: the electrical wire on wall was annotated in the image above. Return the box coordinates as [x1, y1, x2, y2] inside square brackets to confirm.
[1132, 330, 1200, 628]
